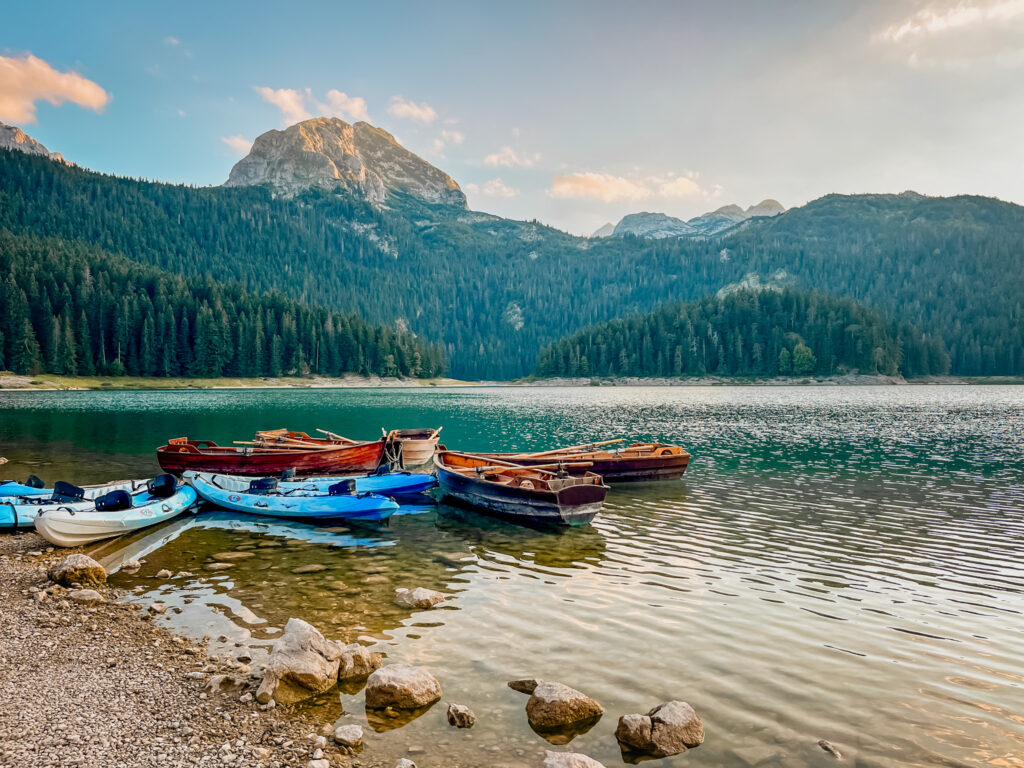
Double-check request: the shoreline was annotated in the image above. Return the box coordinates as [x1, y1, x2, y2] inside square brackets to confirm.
[2, 372, 1022, 391]
[0, 533, 338, 768]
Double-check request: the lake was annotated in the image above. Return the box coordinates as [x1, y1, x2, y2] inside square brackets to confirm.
[1, 385, 1022, 767]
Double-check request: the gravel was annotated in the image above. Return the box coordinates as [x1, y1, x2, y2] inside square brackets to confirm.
[0, 533, 334, 768]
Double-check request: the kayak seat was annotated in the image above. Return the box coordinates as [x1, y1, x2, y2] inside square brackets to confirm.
[248, 478, 279, 495]
[51, 481, 86, 503]
[374, 464, 391, 476]
[328, 479, 356, 496]
[147, 474, 178, 498]
[26, 475, 45, 489]
[95, 489, 132, 512]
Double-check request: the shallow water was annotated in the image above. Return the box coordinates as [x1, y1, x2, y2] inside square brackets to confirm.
[2, 386, 1023, 767]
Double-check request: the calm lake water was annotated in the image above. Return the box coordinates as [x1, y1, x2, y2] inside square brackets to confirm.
[2, 386, 1023, 768]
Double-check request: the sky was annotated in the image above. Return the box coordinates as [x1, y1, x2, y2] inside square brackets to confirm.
[3, 0, 1024, 235]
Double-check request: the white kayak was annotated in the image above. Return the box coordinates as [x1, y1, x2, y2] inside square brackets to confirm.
[33, 475, 198, 547]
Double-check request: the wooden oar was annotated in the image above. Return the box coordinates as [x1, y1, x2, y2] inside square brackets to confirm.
[441, 451, 592, 473]
[428, 426, 443, 440]
[316, 428, 358, 444]
[504, 438, 625, 458]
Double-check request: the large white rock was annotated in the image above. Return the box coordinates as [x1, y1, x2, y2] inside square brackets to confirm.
[614, 700, 704, 757]
[49, 554, 106, 587]
[542, 750, 607, 768]
[338, 643, 383, 680]
[255, 618, 343, 705]
[526, 682, 603, 731]
[364, 664, 441, 709]
[332, 724, 363, 748]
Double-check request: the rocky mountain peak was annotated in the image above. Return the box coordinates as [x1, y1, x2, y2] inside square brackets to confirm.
[0, 121, 65, 163]
[745, 199, 786, 218]
[612, 212, 696, 239]
[224, 117, 466, 207]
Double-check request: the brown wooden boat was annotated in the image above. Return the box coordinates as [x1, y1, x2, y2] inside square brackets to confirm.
[434, 451, 608, 526]
[156, 437, 385, 477]
[384, 427, 442, 467]
[473, 439, 690, 482]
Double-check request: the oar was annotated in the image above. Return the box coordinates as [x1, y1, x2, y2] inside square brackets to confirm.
[441, 451, 592, 474]
[316, 428, 358, 444]
[428, 426, 443, 440]
[504, 438, 625, 458]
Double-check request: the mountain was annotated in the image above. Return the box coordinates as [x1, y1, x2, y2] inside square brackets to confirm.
[603, 199, 787, 238]
[0, 122, 64, 164]
[2, 145, 1023, 379]
[590, 222, 615, 238]
[225, 117, 466, 207]
[534, 286, 950, 379]
[612, 212, 696, 238]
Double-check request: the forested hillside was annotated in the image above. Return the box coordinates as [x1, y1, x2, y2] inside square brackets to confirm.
[1, 149, 1022, 378]
[0, 231, 443, 379]
[534, 288, 950, 379]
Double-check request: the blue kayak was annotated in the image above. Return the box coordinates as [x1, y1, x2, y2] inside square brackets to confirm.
[185, 471, 399, 523]
[0, 479, 49, 499]
[204, 470, 435, 497]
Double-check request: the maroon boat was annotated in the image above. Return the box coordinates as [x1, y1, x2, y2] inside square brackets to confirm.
[156, 437, 385, 477]
[473, 440, 691, 483]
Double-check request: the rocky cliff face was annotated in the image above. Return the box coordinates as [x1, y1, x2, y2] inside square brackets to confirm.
[0, 122, 64, 163]
[600, 199, 787, 239]
[225, 117, 466, 207]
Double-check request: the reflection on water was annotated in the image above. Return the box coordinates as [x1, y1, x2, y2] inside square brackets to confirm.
[2, 386, 1023, 767]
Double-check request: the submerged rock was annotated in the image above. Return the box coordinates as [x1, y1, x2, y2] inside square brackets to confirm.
[291, 563, 328, 574]
[255, 618, 343, 705]
[508, 678, 542, 694]
[614, 700, 704, 758]
[49, 554, 106, 587]
[394, 587, 447, 609]
[155, 569, 173, 579]
[543, 750, 607, 768]
[365, 664, 442, 709]
[206, 562, 234, 571]
[395, 761, 417, 768]
[817, 740, 842, 759]
[446, 703, 476, 728]
[120, 558, 142, 573]
[526, 682, 603, 731]
[338, 643, 383, 681]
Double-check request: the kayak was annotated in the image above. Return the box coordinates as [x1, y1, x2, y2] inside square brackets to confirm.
[2, 478, 150, 530]
[210, 470, 436, 498]
[185, 472, 399, 523]
[32, 476, 198, 547]
[1, 477, 148, 500]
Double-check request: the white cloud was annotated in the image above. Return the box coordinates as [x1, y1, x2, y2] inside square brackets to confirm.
[468, 178, 518, 198]
[222, 135, 253, 155]
[483, 145, 540, 168]
[320, 90, 369, 122]
[0, 53, 110, 124]
[164, 36, 181, 46]
[255, 86, 312, 125]
[548, 171, 705, 202]
[431, 128, 465, 154]
[388, 95, 438, 123]
[880, 0, 1024, 42]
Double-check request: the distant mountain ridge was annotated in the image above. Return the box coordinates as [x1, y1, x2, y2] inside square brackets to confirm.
[0, 121, 64, 164]
[598, 199, 786, 239]
[225, 117, 466, 207]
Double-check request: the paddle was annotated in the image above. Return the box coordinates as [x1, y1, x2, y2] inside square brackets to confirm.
[504, 438, 625, 458]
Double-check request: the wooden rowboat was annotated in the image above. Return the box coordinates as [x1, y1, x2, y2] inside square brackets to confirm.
[473, 439, 690, 483]
[156, 437, 385, 477]
[385, 427, 442, 467]
[434, 451, 608, 526]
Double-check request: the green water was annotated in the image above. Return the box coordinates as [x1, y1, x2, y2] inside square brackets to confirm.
[2, 386, 1023, 768]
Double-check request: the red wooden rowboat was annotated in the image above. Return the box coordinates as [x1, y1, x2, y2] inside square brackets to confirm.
[473, 440, 690, 483]
[156, 437, 385, 477]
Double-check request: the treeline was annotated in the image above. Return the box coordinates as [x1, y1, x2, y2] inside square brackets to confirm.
[0, 231, 444, 379]
[2, 149, 1022, 378]
[534, 288, 951, 379]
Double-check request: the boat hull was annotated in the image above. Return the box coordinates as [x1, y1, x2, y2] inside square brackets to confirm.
[2, 479, 149, 531]
[277, 472, 436, 497]
[475, 451, 690, 482]
[391, 429, 441, 467]
[33, 485, 198, 547]
[186, 472, 399, 523]
[157, 439, 385, 476]
[435, 465, 605, 526]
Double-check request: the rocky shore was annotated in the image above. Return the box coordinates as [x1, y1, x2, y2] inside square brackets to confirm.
[0, 533, 329, 768]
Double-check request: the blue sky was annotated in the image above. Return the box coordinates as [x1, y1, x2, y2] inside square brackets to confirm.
[4, 0, 1024, 233]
